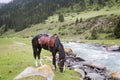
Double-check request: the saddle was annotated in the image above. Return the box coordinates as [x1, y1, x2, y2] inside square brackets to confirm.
[38, 34, 57, 48]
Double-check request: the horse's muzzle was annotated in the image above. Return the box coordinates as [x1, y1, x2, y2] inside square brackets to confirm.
[60, 67, 64, 73]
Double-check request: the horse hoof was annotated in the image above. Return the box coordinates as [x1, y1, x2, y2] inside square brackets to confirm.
[35, 65, 38, 67]
[52, 66, 56, 71]
[35, 63, 38, 67]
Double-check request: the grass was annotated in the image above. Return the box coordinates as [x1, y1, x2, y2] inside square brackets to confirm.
[0, 38, 80, 80]
[81, 39, 120, 46]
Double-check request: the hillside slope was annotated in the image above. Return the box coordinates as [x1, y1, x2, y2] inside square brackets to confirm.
[0, 0, 120, 32]
[0, 3, 5, 8]
[0, 0, 120, 40]
[3, 6, 120, 40]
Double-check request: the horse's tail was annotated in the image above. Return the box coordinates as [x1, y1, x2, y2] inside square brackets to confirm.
[32, 34, 41, 59]
[32, 37, 37, 59]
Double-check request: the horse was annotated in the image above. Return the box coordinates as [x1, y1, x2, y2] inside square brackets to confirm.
[32, 34, 66, 72]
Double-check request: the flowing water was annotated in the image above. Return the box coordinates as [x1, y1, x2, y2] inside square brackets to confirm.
[63, 42, 120, 72]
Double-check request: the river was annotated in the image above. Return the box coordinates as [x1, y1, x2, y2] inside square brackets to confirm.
[63, 42, 120, 72]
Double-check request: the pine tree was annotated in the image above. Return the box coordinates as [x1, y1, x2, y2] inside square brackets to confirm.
[91, 29, 97, 39]
[80, 18, 83, 23]
[58, 14, 64, 22]
[114, 19, 120, 38]
[75, 18, 79, 25]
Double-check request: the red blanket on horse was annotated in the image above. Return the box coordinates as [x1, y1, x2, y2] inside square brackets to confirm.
[38, 34, 57, 48]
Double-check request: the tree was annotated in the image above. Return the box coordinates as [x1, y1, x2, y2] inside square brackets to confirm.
[114, 19, 120, 38]
[91, 29, 97, 39]
[80, 18, 83, 23]
[89, 0, 94, 5]
[58, 14, 64, 22]
[75, 18, 79, 25]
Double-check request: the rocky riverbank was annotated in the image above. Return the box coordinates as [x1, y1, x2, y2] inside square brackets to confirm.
[64, 47, 120, 80]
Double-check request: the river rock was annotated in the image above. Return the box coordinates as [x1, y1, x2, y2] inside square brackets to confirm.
[82, 61, 107, 71]
[85, 73, 105, 80]
[109, 72, 120, 80]
[64, 48, 76, 57]
[65, 57, 85, 69]
[74, 57, 85, 62]
[14, 65, 54, 80]
[67, 62, 83, 70]
[74, 68, 85, 79]
[105, 45, 120, 51]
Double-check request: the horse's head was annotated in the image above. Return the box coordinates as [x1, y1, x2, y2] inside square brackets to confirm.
[54, 36, 66, 72]
[58, 59, 66, 73]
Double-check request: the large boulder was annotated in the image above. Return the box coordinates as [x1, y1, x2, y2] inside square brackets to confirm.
[64, 48, 76, 57]
[109, 72, 120, 80]
[14, 65, 54, 80]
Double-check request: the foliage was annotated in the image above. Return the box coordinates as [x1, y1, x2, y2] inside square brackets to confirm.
[75, 18, 79, 25]
[79, 18, 83, 23]
[58, 14, 64, 22]
[90, 29, 98, 40]
[114, 19, 120, 38]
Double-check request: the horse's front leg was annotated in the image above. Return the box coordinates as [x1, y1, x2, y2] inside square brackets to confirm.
[52, 52, 57, 70]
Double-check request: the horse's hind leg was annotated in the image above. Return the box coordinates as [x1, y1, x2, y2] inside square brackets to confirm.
[32, 39, 39, 67]
[33, 46, 38, 67]
[37, 46, 43, 66]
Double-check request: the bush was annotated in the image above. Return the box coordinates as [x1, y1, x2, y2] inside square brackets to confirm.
[80, 18, 83, 23]
[90, 29, 98, 39]
[75, 18, 79, 25]
[58, 14, 64, 22]
[114, 19, 120, 38]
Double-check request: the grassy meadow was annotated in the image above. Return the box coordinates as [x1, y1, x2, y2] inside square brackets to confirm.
[0, 38, 80, 80]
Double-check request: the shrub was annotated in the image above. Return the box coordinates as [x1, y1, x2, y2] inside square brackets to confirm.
[80, 18, 83, 23]
[58, 14, 64, 22]
[75, 18, 79, 25]
[114, 19, 120, 38]
[90, 29, 98, 39]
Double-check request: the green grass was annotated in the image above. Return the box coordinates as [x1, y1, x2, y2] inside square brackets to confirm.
[81, 39, 120, 46]
[0, 38, 80, 80]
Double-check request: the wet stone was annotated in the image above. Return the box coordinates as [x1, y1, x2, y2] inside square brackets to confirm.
[109, 72, 120, 80]
[65, 56, 110, 80]
[85, 73, 106, 80]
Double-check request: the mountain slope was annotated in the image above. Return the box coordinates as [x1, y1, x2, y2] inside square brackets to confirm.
[0, 0, 79, 31]
[0, 0, 120, 40]
[0, 3, 5, 8]
[0, 0, 120, 32]
[3, 6, 120, 40]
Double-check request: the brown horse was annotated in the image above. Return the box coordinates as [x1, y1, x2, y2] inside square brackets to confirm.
[32, 34, 66, 72]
